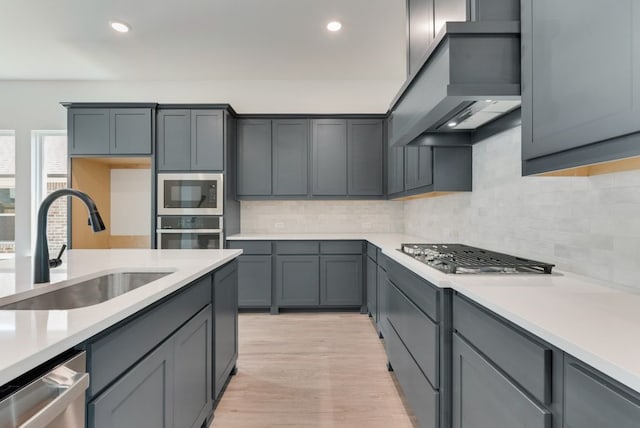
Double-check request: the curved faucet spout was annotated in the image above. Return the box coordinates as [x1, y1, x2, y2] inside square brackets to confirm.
[34, 189, 106, 284]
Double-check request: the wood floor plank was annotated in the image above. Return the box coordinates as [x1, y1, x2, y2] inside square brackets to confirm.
[210, 312, 416, 428]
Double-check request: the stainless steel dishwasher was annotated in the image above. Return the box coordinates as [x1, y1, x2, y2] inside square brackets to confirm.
[0, 351, 89, 428]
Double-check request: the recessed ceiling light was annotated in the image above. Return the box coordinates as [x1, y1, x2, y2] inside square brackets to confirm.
[447, 122, 458, 128]
[327, 21, 342, 32]
[109, 21, 130, 33]
[485, 99, 493, 103]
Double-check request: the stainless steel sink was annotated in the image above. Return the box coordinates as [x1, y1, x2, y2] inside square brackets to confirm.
[0, 271, 172, 310]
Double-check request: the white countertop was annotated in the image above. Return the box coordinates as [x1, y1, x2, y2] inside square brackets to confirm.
[0, 249, 241, 386]
[229, 233, 640, 393]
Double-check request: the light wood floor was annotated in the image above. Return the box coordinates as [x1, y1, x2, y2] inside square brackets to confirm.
[210, 312, 416, 428]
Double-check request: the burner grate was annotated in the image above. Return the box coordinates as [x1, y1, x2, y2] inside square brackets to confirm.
[400, 244, 554, 274]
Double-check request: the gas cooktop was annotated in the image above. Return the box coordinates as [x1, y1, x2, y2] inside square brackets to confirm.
[399, 243, 554, 274]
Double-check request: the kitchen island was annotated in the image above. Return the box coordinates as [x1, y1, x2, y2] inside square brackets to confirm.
[0, 248, 241, 428]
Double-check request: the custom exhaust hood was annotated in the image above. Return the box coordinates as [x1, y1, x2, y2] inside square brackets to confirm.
[388, 21, 521, 146]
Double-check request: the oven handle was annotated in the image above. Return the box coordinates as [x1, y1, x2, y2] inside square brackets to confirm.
[156, 229, 223, 234]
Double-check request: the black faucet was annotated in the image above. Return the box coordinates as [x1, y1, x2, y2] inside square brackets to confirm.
[34, 189, 106, 284]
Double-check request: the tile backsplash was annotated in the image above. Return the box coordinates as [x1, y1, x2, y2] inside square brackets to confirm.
[241, 200, 404, 234]
[405, 126, 640, 289]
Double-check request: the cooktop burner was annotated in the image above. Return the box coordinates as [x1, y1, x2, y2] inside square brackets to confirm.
[399, 243, 554, 274]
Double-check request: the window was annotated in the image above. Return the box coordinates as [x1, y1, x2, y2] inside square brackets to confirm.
[0, 132, 15, 258]
[33, 132, 68, 255]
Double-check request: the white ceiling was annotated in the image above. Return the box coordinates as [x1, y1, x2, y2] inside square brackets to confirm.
[0, 0, 407, 81]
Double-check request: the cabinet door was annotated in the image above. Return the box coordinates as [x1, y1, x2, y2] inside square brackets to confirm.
[564, 357, 640, 428]
[191, 109, 224, 171]
[214, 261, 239, 399]
[377, 265, 391, 338]
[89, 338, 174, 428]
[238, 255, 272, 307]
[366, 256, 378, 321]
[405, 146, 433, 190]
[311, 119, 347, 195]
[347, 119, 383, 196]
[522, 0, 640, 160]
[408, 0, 434, 76]
[275, 255, 319, 306]
[272, 119, 309, 196]
[68, 108, 110, 155]
[157, 109, 191, 171]
[109, 108, 152, 155]
[388, 145, 405, 195]
[452, 334, 551, 428]
[173, 305, 213, 428]
[320, 255, 363, 306]
[237, 119, 272, 196]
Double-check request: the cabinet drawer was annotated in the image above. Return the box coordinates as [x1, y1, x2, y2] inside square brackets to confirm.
[386, 319, 439, 428]
[453, 295, 552, 404]
[564, 356, 640, 428]
[275, 241, 319, 254]
[387, 258, 438, 322]
[228, 240, 272, 255]
[388, 281, 439, 388]
[320, 241, 363, 254]
[86, 275, 212, 398]
[367, 243, 378, 261]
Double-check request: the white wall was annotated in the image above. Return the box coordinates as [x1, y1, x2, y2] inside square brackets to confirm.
[241, 200, 404, 234]
[1, 78, 401, 255]
[404, 126, 640, 290]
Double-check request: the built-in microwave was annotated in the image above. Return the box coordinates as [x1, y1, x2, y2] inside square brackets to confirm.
[157, 173, 223, 215]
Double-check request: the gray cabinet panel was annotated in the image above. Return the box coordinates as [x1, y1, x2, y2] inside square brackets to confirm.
[347, 119, 383, 196]
[237, 119, 272, 196]
[157, 109, 191, 171]
[275, 241, 319, 255]
[109, 108, 152, 155]
[522, 0, 640, 161]
[408, 0, 435, 76]
[89, 338, 173, 428]
[272, 119, 309, 196]
[319, 240, 363, 254]
[366, 243, 378, 262]
[68, 108, 109, 155]
[366, 256, 377, 321]
[386, 257, 439, 322]
[173, 306, 213, 428]
[405, 146, 433, 190]
[213, 261, 239, 399]
[228, 240, 272, 255]
[319, 255, 363, 306]
[275, 255, 319, 306]
[191, 110, 223, 171]
[386, 319, 439, 428]
[452, 334, 552, 428]
[453, 295, 551, 404]
[237, 255, 272, 307]
[388, 145, 405, 195]
[377, 264, 391, 338]
[564, 357, 640, 428]
[311, 119, 347, 195]
[388, 281, 439, 388]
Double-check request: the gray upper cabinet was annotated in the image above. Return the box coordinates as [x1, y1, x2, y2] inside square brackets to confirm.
[347, 119, 383, 196]
[387, 120, 405, 195]
[405, 146, 433, 190]
[237, 119, 272, 196]
[564, 357, 640, 428]
[157, 109, 224, 171]
[272, 119, 309, 196]
[521, 0, 640, 174]
[191, 110, 224, 171]
[69, 107, 152, 156]
[312, 119, 348, 196]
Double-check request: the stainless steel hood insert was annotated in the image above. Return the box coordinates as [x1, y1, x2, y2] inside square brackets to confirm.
[389, 21, 521, 146]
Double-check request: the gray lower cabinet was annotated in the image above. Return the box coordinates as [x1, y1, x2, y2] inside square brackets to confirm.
[376, 260, 391, 339]
[366, 255, 377, 322]
[564, 357, 640, 428]
[452, 333, 551, 428]
[68, 107, 152, 156]
[157, 109, 224, 172]
[237, 255, 272, 307]
[275, 255, 320, 306]
[319, 255, 363, 306]
[89, 304, 213, 428]
[312, 119, 348, 195]
[521, 0, 640, 174]
[237, 119, 272, 196]
[272, 119, 309, 196]
[347, 119, 383, 196]
[213, 261, 239, 400]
